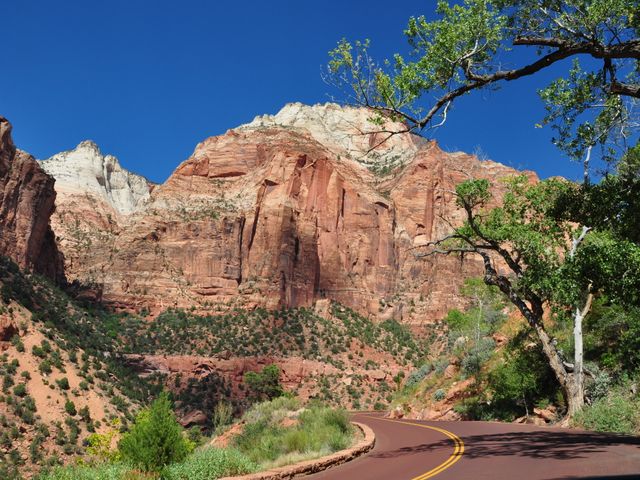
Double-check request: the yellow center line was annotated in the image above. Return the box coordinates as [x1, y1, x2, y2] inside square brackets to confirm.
[363, 416, 464, 480]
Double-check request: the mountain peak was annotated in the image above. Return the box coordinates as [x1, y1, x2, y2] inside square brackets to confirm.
[239, 102, 425, 175]
[40, 142, 151, 215]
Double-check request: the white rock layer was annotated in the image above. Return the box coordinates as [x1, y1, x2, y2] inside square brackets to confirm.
[240, 102, 425, 173]
[40, 141, 151, 215]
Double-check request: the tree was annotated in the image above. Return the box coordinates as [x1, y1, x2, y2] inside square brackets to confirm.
[423, 175, 640, 416]
[243, 364, 285, 402]
[118, 392, 192, 472]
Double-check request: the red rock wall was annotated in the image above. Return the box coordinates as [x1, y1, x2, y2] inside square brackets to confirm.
[51, 126, 534, 325]
[0, 117, 64, 283]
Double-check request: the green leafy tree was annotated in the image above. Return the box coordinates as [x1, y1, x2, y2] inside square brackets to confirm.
[422, 176, 640, 416]
[243, 364, 285, 402]
[328, 0, 639, 173]
[118, 392, 192, 472]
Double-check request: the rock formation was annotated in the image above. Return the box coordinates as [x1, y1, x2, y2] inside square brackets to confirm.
[40, 140, 152, 215]
[39, 141, 153, 279]
[0, 116, 64, 282]
[45, 103, 535, 325]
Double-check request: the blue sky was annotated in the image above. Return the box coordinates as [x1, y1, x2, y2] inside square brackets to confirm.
[3, 1, 587, 183]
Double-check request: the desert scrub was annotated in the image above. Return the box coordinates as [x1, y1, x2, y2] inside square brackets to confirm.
[39, 463, 134, 480]
[163, 447, 256, 480]
[233, 397, 354, 467]
[574, 389, 639, 434]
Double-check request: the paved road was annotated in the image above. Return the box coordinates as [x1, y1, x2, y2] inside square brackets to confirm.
[307, 413, 640, 480]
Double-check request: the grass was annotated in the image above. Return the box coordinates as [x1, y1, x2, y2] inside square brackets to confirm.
[232, 397, 354, 468]
[38, 463, 140, 480]
[162, 447, 256, 480]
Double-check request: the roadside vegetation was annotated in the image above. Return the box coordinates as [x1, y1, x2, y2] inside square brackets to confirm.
[42, 393, 354, 480]
[393, 278, 640, 434]
[0, 255, 386, 478]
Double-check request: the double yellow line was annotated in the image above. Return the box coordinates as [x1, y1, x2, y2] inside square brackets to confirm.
[366, 416, 464, 479]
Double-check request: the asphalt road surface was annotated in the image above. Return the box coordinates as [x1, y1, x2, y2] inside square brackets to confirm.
[307, 413, 640, 480]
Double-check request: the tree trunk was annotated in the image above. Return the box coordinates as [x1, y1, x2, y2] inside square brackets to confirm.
[531, 320, 583, 417]
[570, 289, 593, 416]
[566, 375, 585, 417]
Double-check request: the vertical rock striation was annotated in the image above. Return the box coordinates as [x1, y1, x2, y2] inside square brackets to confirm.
[45, 104, 535, 325]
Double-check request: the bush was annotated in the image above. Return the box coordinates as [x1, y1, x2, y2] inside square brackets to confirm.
[404, 364, 432, 390]
[244, 364, 284, 402]
[433, 389, 446, 401]
[118, 392, 193, 472]
[10, 336, 24, 353]
[461, 338, 495, 377]
[163, 447, 256, 480]
[13, 383, 27, 397]
[64, 400, 77, 416]
[56, 377, 70, 390]
[574, 391, 639, 434]
[212, 401, 233, 432]
[39, 360, 52, 375]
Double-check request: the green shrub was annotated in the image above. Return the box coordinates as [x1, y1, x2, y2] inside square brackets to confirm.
[574, 391, 639, 434]
[39, 360, 52, 375]
[163, 447, 256, 480]
[13, 383, 27, 398]
[244, 364, 284, 402]
[433, 389, 446, 401]
[118, 392, 192, 472]
[10, 336, 24, 353]
[56, 377, 70, 390]
[404, 364, 432, 390]
[64, 400, 77, 416]
[461, 338, 495, 377]
[212, 401, 233, 432]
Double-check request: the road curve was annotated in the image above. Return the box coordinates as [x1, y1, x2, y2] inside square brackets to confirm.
[307, 413, 640, 480]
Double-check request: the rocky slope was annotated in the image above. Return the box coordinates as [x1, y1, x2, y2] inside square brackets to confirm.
[0, 256, 161, 479]
[46, 103, 534, 325]
[0, 117, 64, 283]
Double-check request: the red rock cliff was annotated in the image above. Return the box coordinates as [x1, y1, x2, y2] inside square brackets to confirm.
[0, 117, 64, 282]
[45, 104, 534, 324]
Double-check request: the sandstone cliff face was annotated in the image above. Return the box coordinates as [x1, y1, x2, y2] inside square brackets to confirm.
[39, 141, 152, 279]
[47, 104, 534, 324]
[0, 117, 64, 282]
[242, 102, 425, 174]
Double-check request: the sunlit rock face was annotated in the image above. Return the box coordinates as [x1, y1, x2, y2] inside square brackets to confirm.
[242, 102, 425, 174]
[46, 103, 535, 325]
[40, 140, 152, 215]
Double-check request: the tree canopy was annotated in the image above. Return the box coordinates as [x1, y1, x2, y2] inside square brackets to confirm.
[328, 0, 639, 173]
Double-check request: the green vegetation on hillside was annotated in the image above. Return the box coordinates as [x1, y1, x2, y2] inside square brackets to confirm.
[394, 277, 640, 434]
[0, 254, 426, 477]
[42, 396, 354, 480]
[117, 303, 422, 368]
[0, 257, 167, 479]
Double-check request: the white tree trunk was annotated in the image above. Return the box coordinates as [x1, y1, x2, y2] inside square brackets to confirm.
[566, 226, 592, 416]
